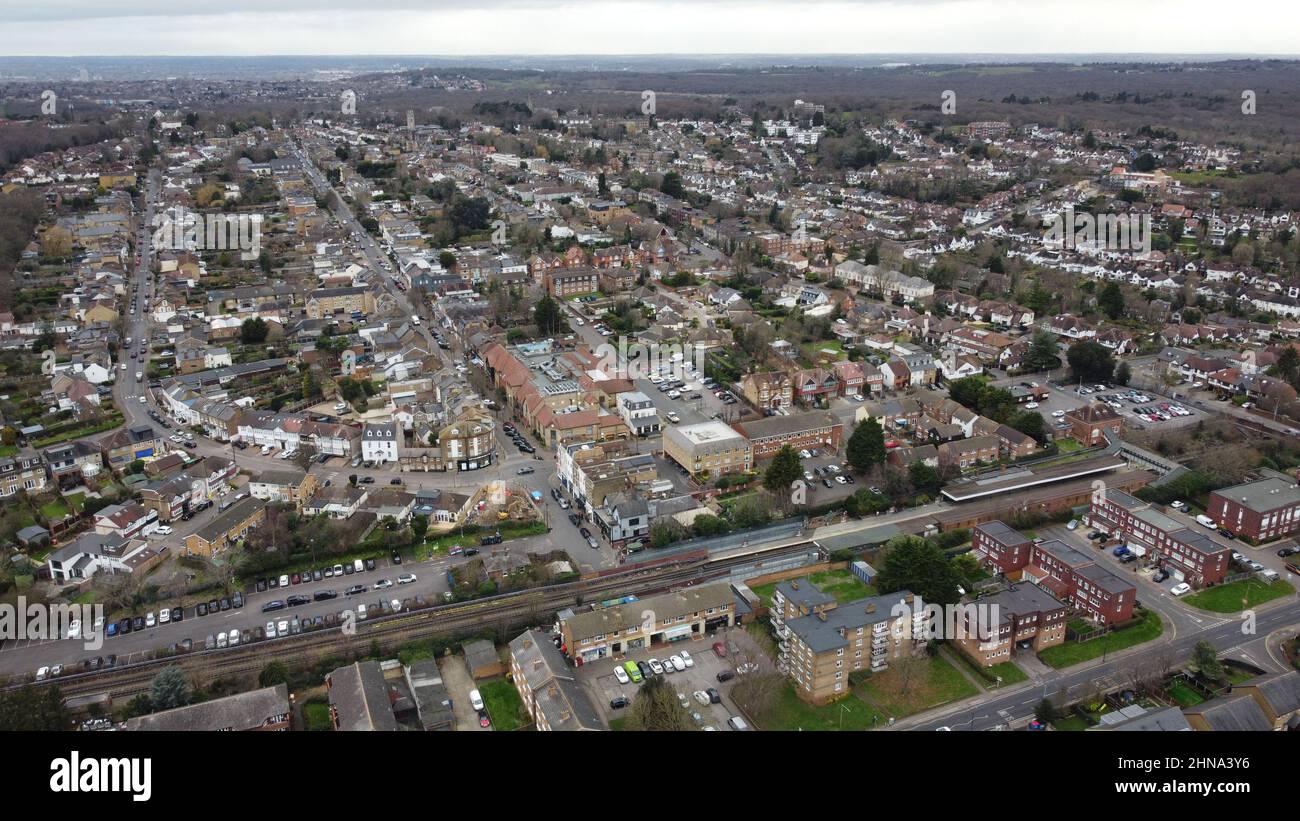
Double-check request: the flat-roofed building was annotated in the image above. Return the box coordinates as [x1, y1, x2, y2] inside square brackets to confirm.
[1208, 477, 1300, 543]
[663, 420, 752, 476]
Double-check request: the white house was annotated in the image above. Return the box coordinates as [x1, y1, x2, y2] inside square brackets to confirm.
[361, 422, 400, 464]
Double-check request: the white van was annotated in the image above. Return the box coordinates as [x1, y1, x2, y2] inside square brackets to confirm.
[354, 559, 365, 574]
[727, 715, 750, 731]
[1195, 514, 1216, 528]
[1260, 569, 1280, 582]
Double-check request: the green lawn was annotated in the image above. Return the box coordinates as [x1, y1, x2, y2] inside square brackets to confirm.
[1055, 438, 1083, 453]
[749, 581, 778, 608]
[1167, 682, 1206, 707]
[1039, 610, 1164, 669]
[64, 491, 86, 512]
[857, 655, 979, 718]
[39, 499, 71, 521]
[984, 661, 1029, 686]
[479, 678, 528, 731]
[753, 683, 887, 731]
[302, 701, 333, 731]
[749, 571, 875, 609]
[416, 521, 549, 560]
[1183, 579, 1294, 613]
[1052, 714, 1090, 731]
[808, 569, 876, 603]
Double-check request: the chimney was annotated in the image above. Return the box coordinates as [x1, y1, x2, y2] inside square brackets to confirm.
[865, 602, 876, 613]
[522, 638, 533, 650]
[790, 581, 799, 590]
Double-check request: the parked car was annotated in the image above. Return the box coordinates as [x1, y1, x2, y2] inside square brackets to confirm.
[623, 660, 643, 683]
[712, 641, 727, 658]
[614, 665, 630, 685]
[609, 696, 630, 710]
[1170, 583, 1192, 596]
[716, 670, 735, 683]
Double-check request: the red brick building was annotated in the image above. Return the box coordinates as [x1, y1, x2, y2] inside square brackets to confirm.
[1207, 477, 1300, 543]
[1089, 488, 1231, 587]
[732, 411, 843, 459]
[972, 521, 1136, 625]
[1064, 403, 1124, 445]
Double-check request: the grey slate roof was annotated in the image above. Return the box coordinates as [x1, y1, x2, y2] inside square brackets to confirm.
[784, 590, 915, 654]
[124, 684, 289, 731]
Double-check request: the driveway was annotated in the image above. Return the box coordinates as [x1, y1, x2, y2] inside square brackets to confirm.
[440, 653, 489, 731]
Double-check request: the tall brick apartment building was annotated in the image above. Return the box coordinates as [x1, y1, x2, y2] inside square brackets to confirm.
[972, 521, 1136, 625]
[1208, 477, 1300, 543]
[771, 578, 925, 705]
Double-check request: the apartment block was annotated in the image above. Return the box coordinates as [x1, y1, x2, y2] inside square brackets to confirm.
[544, 267, 599, 298]
[1089, 488, 1231, 586]
[772, 578, 926, 705]
[731, 410, 843, 459]
[663, 420, 752, 476]
[973, 521, 1136, 625]
[1207, 477, 1300, 543]
[955, 584, 1068, 666]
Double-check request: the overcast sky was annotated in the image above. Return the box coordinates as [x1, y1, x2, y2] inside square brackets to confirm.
[0, 0, 1295, 56]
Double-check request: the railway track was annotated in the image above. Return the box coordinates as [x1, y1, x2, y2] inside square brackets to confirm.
[26, 540, 819, 703]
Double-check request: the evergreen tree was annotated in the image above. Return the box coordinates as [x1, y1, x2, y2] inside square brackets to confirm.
[149, 666, 190, 712]
[1098, 280, 1125, 319]
[846, 417, 887, 473]
[763, 445, 804, 498]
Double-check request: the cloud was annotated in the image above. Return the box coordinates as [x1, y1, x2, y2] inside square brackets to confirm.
[0, 1, 1295, 56]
